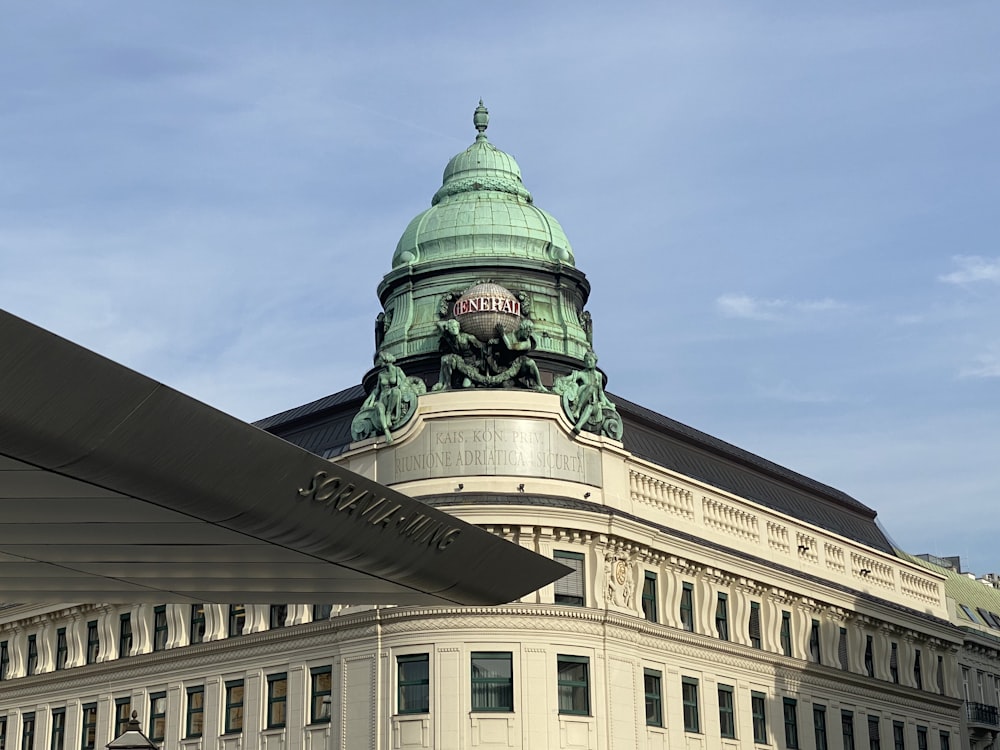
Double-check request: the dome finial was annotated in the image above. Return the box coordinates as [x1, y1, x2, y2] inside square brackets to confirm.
[473, 100, 489, 139]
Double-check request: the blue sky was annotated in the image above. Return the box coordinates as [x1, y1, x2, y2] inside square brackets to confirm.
[2, 3, 998, 573]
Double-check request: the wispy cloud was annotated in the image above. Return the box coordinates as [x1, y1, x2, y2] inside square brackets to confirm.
[939, 256, 1000, 285]
[959, 347, 1000, 379]
[716, 294, 847, 321]
[755, 379, 842, 404]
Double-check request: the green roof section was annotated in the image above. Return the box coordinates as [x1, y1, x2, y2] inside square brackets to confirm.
[373, 103, 597, 378]
[900, 550, 1000, 638]
[433, 101, 533, 206]
[392, 101, 574, 268]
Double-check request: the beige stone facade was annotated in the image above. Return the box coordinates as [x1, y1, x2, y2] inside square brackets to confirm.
[0, 391, 967, 750]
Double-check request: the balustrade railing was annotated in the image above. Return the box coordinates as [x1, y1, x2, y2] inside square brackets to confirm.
[966, 701, 999, 727]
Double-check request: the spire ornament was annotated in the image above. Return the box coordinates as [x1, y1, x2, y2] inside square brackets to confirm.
[473, 100, 489, 139]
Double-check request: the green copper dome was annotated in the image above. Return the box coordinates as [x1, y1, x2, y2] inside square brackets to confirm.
[373, 103, 596, 389]
[392, 102, 574, 268]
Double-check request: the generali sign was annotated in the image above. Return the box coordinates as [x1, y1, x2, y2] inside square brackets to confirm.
[453, 294, 520, 317]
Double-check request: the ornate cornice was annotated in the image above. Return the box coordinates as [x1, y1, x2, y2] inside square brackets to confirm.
[424, 494, 958, 634]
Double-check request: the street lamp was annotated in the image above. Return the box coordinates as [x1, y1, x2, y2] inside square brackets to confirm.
[106, 711, 157, 749]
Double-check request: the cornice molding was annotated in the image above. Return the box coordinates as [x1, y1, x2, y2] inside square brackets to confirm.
[424, 494, 958, 637]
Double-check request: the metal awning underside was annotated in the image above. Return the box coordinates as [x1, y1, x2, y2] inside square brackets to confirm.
[0, 310, 567, 605]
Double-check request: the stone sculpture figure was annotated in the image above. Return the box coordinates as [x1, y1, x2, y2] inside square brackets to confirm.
[488, 320, 546, 391]
[351, 351, 426, 443]
[433, 318, 485, 390]
[433, 317, 546, 392]
[580, 310, 593, 346]
[374, 311, 387, 351]
[553, 350, 623, 439]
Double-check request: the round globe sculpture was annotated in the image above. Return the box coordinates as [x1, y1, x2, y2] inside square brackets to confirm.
[453, 282, 522, 342]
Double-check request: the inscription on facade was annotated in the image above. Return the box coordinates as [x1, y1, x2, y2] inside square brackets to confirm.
[454, 294, 521, 317]
[378, 418, 603, 486]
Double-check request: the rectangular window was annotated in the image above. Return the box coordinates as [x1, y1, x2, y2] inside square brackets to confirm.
[642, 572, 658, 623]
[718, 684, 736, 738]
[228, 605, 246, 637]
[149, 692, 167, 742]
[119, 614, 132, 658]
[914, 650, 922, 690]
[114, 699, 131, 737]
[865, 636, 874, 677]
[397, 654, 429, 715]
[269, 604, 288, 629]
[0, 717, 6, 750]
[186, 686, 204, 738]
[716, 593, 730, 640]
[937, 656, 944, 693]
[680, 583, 695, 632]
[814, 705, 828, 750]
[471, 652, 513, 712]
[554, 551, 585, 606]
[939, 732, 950, 750]
[809, 619, 821, 664]
[50, 707, 66, 750]
[313, 604, 333, 621]
[56, 628, 68, 670]
[682, 677, 700, 733]
[917, 727, 928, 750]
[310, 666, 333, 722]
[225, 680, 245, 733]
[868, 716, 881, 750]
[781, 611, 792, 656]
[557, 656, 590, 715]
[86, 621, 99, 664]
[749, 601, 762, 648]
[21, 713, 35, 750]
[644, 669, 663, 727]
[267, 672, 288, 728]
[190, 605, 205, 645]
[153, 606, 168, 651]
[890, 643, 899, 683]
[0, 640, 8, 680]
[81, 703, 98, 750]
[893, 721, 905, 750]
[839, 627, 849, 670]
[752, 692, 768, 744]
[783, 698, 799, 749]
[842, 710, 855, 750]
[26, 634, 38, 675]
